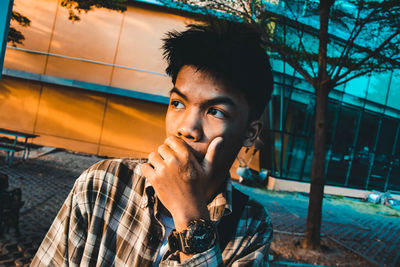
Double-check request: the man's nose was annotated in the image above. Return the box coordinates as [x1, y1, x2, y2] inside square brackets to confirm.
[177, 111, 203, 142]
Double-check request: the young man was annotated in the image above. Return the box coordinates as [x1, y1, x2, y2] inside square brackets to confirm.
[31, 21, 274, 266]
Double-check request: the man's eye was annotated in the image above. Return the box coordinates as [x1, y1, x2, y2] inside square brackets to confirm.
[171, 100, 184, 109]
[208, 108, 226, 119]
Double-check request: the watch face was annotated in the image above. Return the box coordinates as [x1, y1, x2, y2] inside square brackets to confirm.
[184, 220, 216, 254]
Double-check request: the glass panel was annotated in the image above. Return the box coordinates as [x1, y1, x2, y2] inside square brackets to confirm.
[364, 101, 384, 114]
[387, 132, 400, 192]
[342, 92, 365, 107]
[302, 138, 313, 181]
[334, 82, 345, 92]
[329, 89, 343, 102]
[344, 75, 369, 98]
[388, 132, 400, 192]
[387, 71, 400, 111]
[290, 89, 315, 107]
[348, 112, 379, 188]
[367, 72, 391, 105]
[283, 62, 296, 77]
[272, 131, 282, 177]
[282, 101, 308, 179]
[293, 78, 314, 93]
[388, 161, 400, 192]
[284, 101, 307, 134]
[326, 107, 359, 186]
[384, 107, 400, 120]
[271, 58, 284, 72]
[369, 118, 397, 191]
[273, 72, 284, 84]
[283, 135, 307, 179]
[326, 102, 338, 147]
[271, 94, 282, 131]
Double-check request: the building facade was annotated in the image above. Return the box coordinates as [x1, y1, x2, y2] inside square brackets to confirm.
[268, 59, 400, 192]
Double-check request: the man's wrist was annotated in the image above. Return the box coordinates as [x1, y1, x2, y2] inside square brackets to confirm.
[172, 206, 210, 231]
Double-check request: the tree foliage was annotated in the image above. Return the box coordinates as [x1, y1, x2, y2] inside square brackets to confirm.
[8, 0, 128, 45]
[60, 0, 127, 21]
[7, 10, 31, 46]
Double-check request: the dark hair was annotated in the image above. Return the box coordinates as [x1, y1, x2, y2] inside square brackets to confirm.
[162, 21, 273, 120]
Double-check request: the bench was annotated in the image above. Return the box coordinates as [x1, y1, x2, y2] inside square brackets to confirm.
[0, 128, 39, 166]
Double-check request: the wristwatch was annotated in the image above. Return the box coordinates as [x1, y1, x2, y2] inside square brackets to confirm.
[167, 219, 217, 254]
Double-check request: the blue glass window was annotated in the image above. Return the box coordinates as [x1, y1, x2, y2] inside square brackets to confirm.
[344, 75, 369, 99]
[367, 72, 391, 105]
[387, 72, 400, 111]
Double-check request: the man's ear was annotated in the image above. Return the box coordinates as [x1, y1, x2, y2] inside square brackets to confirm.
[243, 120, 263, 148]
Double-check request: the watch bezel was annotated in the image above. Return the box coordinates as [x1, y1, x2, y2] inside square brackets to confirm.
[168, 219, 217, 255]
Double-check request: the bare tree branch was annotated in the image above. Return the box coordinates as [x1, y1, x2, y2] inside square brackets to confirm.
[335, 69, 372, 87]
[334, 30, 400, 83]
[331, 6, 381, 78]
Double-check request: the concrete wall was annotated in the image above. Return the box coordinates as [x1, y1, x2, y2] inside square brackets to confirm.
[267, 176, 400, 200]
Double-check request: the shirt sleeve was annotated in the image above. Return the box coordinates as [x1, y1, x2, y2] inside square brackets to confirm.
[30, 177, 88, 267]
[159, 209, 273, 267]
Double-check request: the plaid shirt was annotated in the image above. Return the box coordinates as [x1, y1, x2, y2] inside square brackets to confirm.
[31, 158, 272, 267]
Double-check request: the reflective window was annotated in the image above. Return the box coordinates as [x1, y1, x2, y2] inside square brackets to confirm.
[369, 118, 398, 191]
[387, 72, 400, 111]
[301, 139, 313, 181]
[348, 112, 379, 188]
[326, 107, 359, 185]
[367, 72, 391, 105]
[387, 124, 400, 191]
[344, 75, 369, 99]
[283, 135, 308, 179]
[282, 101, 309, 179]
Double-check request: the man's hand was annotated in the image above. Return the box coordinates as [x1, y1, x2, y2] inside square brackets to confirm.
[140, 136, 223, 231]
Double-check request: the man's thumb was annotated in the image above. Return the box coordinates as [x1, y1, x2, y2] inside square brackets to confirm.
[203, 137, 223, 175]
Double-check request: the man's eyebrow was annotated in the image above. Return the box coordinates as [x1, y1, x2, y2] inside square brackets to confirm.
[169, 87, 187, 100]
[204, 97, 237, 108]
[170, 87, 237, 108]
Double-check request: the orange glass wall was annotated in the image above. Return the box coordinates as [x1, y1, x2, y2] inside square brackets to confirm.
[1, 0, 194, 157]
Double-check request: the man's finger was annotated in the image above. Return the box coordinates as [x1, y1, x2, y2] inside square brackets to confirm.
[140, 163, 155, 179]
[164, 136, 192, 160]
[158, 144, 176, 163]
[203, 137, 223, 176]
[148, 152, 164, 172]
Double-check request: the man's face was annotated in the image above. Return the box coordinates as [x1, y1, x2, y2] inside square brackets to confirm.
[165, 65, 259, 183]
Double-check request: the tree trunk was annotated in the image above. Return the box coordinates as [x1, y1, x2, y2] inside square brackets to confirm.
[303, 0, 334, 249]
[304, 84, 329, 249]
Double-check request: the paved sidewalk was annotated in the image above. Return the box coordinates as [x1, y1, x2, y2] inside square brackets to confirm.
[0, 150, 399, 266]
[236, 184, 400, 267]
